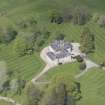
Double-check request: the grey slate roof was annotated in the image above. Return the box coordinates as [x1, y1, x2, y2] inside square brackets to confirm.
[51, 40, 72, 52]
[47, 50, 71, 60]
[47, 52, 56, 60]
[47, 40, 72, 60]
[56, 50, 70, 59]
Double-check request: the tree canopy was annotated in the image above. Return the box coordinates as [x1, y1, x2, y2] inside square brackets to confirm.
[80, 27, 95, 54]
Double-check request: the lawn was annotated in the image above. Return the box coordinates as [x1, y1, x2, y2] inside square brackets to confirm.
[0, 0, 105, 105]
[43, 62, 80, 81]
[0, 100, 13, 105]
[77, 68, 105, 105]
[0, 0, 104, 65]
[40, 21, 105, 64]
[0, 44, 44, 81]
[42, 63, 105, 105]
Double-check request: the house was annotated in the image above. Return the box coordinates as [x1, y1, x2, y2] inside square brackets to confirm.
[47, 40, 73, 62]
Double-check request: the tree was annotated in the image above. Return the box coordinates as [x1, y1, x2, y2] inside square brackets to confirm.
[80, 27, 95, 54]
[32, 31, 42, 46]
[43, 83, 76, 105]
[62, 9, 73, 22]
[79, 62, 86, 70]
[100, 61, 105, 68]
[56, 34, 65, 41]
[16, 78, 26, 95]
[10, 79, 19, 93]
[0, 27, 18, 43]
[13, 36, 27, 56]
[0, 62, 8, 92]
[98, 15, 105, 27]
[73, 7, 90, 25]
[41, 73, 81, 105]
[35, 30, 50, 50]
[2, 79, 10, 96]
[10, 78, 26, 95]
[92, 13, 100, 22]
[42, 31, 50, 39]
[26, 84, 42, 105]
[49, 10, 63, 24]
[46, 83, 68, 105]
[75, 55, 84, 62]
[10, 67, 26, 95]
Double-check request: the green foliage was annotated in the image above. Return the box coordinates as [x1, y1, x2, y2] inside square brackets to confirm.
[16, 17, 37, 29]
[100, 61, 105, 67]
[78, 69, 105, 105]
[26, 83, 42, 105]
[75, 55, 84, 62]
[49, 10, 63, 24]
[35, 30, 50, 50]
[0, 27, 18, 44]
[73, 7, 90, 25]
[0, 62, 8, 92]
[92, 13, 100, 22]
[79, 62, 86, 70]
[0, 100, 13, 105]
[42, 73, 81, 105]
[45, 83, 75, 105]
[0, 0, 105, 105]
[56, 33, 65, 40]
[97, 15, 105, 27]
[16, 78, 26, 95]
[80, 27, 95, 54]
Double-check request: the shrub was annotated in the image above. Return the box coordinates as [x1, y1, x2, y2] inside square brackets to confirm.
[49, 10, 63, 24]
[75, 55, 84, 62]
[98, 15, 105, 27]
[0, 27, 18, 44]
[79, 62, 86, 70]
[92, 13, 100, 22]
[100, 61, 105, 68]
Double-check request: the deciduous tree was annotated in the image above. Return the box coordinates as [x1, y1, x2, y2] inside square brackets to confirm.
[80, 27, 95, 54]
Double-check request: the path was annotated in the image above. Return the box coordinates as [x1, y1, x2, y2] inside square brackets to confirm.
[0, 48, 99, 105]
[31, 47, 58, 83]
[75, 58, 99, 79]
[0, 96, 20, 105]
[31, 47, 99, 83]
[31, 64, 56, 83]
[31, 45, 77, 83]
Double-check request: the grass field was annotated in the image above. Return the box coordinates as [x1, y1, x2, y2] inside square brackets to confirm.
[0, 0, 104, 64]
[43, 62, 80, 81]
[0, 44, 44, 81]
[45, 22, 105, 64]
[77, 68, 105, 105]
[0, 100, 13, 105]
[0, 0, 105, 105]
[43, 63, 105, 105]
[43, 62, 105, 105]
